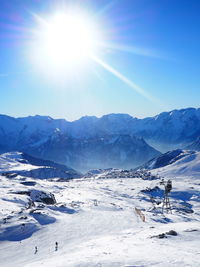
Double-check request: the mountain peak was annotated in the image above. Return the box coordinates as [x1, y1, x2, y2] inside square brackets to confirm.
[101, 113, 134, 120]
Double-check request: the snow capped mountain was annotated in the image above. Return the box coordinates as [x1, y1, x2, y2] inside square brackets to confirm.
[132, 108, 200, 151]
[1, 107, 200, 171]
[68, 108, 200, 150]
[0, 115, 66, 153]
[94, 113, 137, 135]
[0, 152, 81, 179]
[141, 149, 200, 178]
[0, 114, 161, 171]
[26, 134, 160, 172]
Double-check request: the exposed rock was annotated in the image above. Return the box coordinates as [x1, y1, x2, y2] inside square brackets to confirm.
[151, 233, 167, 239]
[2, 172, 18, 178]
[166, 230, 178, 236]
[20, 181, 36, 186]
[151, 230, 178, 239]
[13, 189, 56, 205]
[30, 190, 56, 205]
[184, 229, 198, 232]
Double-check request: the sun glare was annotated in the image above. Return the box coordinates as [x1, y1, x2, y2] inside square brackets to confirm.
[32, 11, 99, 71]
[30, 8, 161, 105]
[45, 14, 95, 62]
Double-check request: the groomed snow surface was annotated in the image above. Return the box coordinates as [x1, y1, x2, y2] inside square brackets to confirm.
[0, 168, 200, 267]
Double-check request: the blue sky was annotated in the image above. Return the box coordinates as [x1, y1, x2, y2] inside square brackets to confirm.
[0, 0, 200, 120]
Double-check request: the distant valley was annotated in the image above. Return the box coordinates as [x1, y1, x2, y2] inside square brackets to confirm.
[0, 107, 200, 171]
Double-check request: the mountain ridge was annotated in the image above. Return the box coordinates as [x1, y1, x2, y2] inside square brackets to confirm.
[0, 151, 81, 179]
[1, 107, 200, 171]
[140, 149, 200, 179]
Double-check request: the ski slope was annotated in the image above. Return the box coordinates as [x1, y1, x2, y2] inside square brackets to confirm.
[0, 169, 200, 266]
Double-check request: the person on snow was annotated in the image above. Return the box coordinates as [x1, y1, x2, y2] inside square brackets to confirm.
[55, 242, 58, 251]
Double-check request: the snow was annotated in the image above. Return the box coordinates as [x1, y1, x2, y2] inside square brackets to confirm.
[0, 156, 200, 266]
[151, 150, 200, 178]
[0, 152, 38, 172]
[0, 152, 80, 179]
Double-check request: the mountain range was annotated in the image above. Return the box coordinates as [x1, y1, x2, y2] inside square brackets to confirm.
[0, 107, 200, 171]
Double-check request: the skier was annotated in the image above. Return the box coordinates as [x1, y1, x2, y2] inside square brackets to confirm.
[55, 241, 58, 251]
[94, 199, 98, 206]
[34, 246, 38, 254]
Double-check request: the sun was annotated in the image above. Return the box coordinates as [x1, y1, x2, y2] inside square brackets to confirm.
[32, 11, 99, 71]
[44, 13, 95, 63]
[29, 7, 161, 105]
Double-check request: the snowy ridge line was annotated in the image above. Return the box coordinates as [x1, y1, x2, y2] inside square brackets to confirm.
[1, 107, 200, 171]
[0, 152, 81, 179]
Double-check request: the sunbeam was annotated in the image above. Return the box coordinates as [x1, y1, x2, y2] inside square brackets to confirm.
[95, 0, 118, 17]
[91, 55, 164, 107]
[99, 42, 170, 60]
[26, 4, 171, 110]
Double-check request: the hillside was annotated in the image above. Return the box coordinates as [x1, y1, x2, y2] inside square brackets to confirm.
[141, 149, 200, 179]
[0, 152, 81, 179]
[186, 136, 200, 151]
[0, 155, 199, 266]
[27, 134, 160, 172]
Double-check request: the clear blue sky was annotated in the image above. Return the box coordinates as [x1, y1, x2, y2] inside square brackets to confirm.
[0, 0, 200, 120]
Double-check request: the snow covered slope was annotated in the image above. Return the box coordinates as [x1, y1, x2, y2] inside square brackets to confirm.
[186, 136, 200, 151]
[131, 108, 200, 151]
[0, 155, 200, 266]
[0, 152, 81, 179]
[142, 149, 200, 179]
